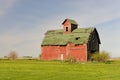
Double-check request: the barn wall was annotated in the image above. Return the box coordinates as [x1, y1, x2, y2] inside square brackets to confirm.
[41, 43, 87, 62]
[88, 30, 100, 53]
[66, 43, 87, 62]
[87, 29, 100, 60]
[41, 46, 66, 60]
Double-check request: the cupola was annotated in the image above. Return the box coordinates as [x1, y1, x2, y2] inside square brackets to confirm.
[62, 18, 78, 34]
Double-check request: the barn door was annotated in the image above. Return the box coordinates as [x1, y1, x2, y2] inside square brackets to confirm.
[60, 54, 64, 61]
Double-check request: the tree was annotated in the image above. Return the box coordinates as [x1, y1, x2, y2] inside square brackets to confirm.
[8, 51, 18, 60]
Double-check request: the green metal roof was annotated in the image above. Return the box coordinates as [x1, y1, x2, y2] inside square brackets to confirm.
[41, 27, 95, 46]
[67, 19, 78, 25]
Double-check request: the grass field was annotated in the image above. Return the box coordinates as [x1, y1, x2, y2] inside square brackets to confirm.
[0, 60, 120, 80]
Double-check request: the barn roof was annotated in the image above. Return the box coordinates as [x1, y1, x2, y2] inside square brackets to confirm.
[41, 27, 97, 46]
[62, 18, 78, 25]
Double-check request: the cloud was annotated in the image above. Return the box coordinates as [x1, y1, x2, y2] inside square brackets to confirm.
[0, 0, 17, 16]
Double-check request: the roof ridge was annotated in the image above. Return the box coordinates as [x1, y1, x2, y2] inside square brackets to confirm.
[62, 18, 78, 25]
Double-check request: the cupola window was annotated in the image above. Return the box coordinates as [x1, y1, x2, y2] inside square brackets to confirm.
[66, 27, 68, 31]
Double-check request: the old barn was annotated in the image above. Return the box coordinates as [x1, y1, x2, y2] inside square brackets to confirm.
[41, 19, 101, 62]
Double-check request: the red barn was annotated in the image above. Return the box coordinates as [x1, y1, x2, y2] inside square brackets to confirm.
[41, 19, 101, 62]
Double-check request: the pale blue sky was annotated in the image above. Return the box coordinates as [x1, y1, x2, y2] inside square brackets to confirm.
[0, 0, 120, 58]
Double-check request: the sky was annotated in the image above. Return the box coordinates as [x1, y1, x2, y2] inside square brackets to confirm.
[0, 0, 120, 58]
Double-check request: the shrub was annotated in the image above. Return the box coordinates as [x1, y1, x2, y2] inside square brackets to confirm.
[90, 51, 110, 62]
[65, 56, 76, 64]
[104, 60, 111, 64]
[100, 51, 110, 62]
[8, 51, 18, 60]
[90, 52, 99, 61]
[39, 54, 41, 59]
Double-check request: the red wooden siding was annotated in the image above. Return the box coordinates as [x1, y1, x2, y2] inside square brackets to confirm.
[67, 43, 87, 62]
[41, 43, 87, 62]
[41, 46, 66, 60]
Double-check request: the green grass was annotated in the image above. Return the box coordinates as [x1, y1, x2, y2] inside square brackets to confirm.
[0, 60, 120, 80]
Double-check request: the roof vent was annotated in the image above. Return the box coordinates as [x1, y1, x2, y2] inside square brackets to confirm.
[75, 37, 80, 40]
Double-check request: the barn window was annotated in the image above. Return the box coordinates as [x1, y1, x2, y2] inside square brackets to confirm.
[75, 37, 80, 40]
[66, 27, 68, 31]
